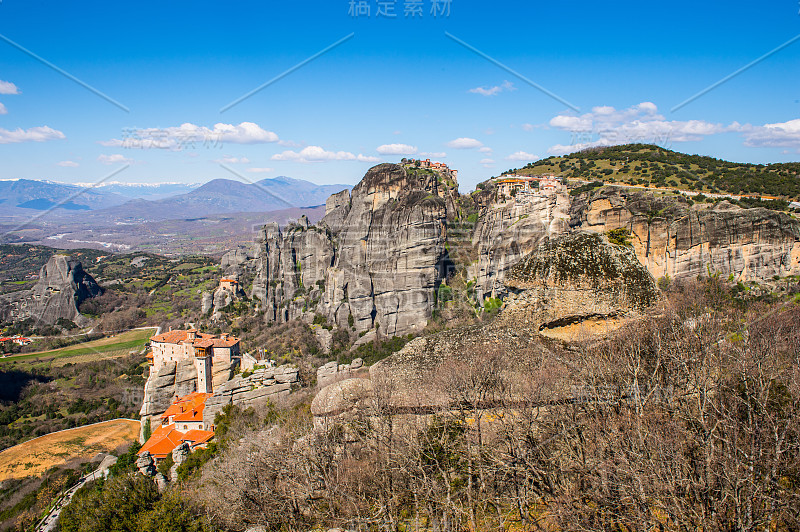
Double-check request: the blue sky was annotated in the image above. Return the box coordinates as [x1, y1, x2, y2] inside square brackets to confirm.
[0, 0, 799, 191]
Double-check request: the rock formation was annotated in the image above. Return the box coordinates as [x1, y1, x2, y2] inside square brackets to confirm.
[1, 255, 103, 326]
[500, 232, 659, 334]
[469, 190, 571, 302]
[316, 357, 364, 388]
[170, 442, 189, 481]
[250, 164, 456, 337]
[136, 451, 156, 477]
[202, 364, 299, 426]
[139, 359, 198, 432]
[570, 189, 800, 282]
[312, 232, 660, 420]
[232, 167, 800, 354]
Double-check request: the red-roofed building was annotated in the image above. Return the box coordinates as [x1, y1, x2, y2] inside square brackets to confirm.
[139, 392, 215, 460]
[149, 329, 240, 393]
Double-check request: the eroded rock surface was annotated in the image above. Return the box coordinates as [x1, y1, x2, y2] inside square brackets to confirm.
[1, 255, 103, 326]
[501, 232, 659, 331]
[571, 189, 800, 282]
[203, 364, 299, 426]
[250, 164, 455, 337]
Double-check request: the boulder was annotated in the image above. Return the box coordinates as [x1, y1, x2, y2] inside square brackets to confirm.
[136, 452, 156, 477]
[500, 232, 659, 332]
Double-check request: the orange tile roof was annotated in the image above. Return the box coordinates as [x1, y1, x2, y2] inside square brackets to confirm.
[150, 329, 240, 348]
[139, 424, 215, 459]
[139, 424, 186, 459]
[150, 329, 198, 344]
[183, 429, 214, 446]
[161, 392, 212, 420]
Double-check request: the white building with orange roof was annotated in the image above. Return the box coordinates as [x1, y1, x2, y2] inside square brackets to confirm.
[139, 392, 215, 460]
[149, 329, 240, 393]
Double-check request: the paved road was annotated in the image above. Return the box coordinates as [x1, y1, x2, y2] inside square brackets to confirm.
[34, 455, 117, 532]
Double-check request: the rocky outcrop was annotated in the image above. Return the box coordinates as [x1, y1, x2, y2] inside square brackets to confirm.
[170, 442, 189, 481]
[500, 232, 659, 332]
[250, 164, 455, 337]
[2, 255, 103, 326]
[136, 451, 156, 477]
[221, 246, 255, 275]
[312, 232, 659, 420]
[203, 364, 299, 426]
[316, 358, 364, 388]
[470, 187, 800, 304]
[139, 359, 198, 431]
[469, 191, 571, 303]
[570, 188, 800, 283]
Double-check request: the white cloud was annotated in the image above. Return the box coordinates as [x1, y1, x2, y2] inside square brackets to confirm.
[547, 102, 733, 154]
[0, 103, 6, 115]
[278, 139, 303, 148]
[480, 158, 495, 168]
[57, 160, 79, 167]
[479, 146, 493, 154]
[98, 154, 133, 165]
[215, 156, 251, 164]
[741, 119, 800, 150]
[0, 80, 20, 95]
[521, 123, 535, 132]
[271, 145, 380, 163]
[0, 126, 65, 144]
[100, 122, 279, 150]
[446, 137, 483, 149]
[247, 167, 274, 173]
[419, 151, 447, 158]
[469, 80, 515, 97]
[376, 143, 418, 155]
[506, 151, 539, 161]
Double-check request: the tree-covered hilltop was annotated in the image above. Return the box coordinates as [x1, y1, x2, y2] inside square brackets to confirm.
[503, 144, 800, 200]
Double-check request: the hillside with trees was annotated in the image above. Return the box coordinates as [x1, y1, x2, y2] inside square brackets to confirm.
[34, 277, 800, 532]
[506, 144, 800, 200]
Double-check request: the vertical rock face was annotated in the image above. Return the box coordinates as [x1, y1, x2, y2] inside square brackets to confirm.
[139, 359, 198, 418]
[470, 192, 571, 302]
[251, 164, 452, 337]
[571, 190, 800, 282]
[27, 255, 103, 325]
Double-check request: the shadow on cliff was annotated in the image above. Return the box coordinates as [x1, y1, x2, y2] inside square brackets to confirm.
[0, 369, 50, 402]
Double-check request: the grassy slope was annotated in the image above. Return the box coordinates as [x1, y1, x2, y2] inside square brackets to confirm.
[504, 144, 800, 201]
[0, 419, 139, 481]
[0, 328, 154, 366]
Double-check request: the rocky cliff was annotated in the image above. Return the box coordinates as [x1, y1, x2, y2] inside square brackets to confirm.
[570, 188, 800, 282]
[1, 255, 103, 326]
[250, 164, 455, 338]
[238, 168, 800, 351]
[312, 231, 658, 418]
[469, 191, 571, 302]
[468, 186, 800, 304]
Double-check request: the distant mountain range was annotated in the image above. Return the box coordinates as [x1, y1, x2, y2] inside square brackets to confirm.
[0, 179, 129, 214]
[86, 182, 202, 200]
[0, 177, 351, 221]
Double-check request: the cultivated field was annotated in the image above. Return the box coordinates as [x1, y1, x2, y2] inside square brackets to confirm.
[0, 419, 140, 481]
[0, 328, 155, 366]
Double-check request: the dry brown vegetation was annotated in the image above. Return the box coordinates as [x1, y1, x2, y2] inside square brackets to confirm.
[195, 278, 800, 532]
[0, 419, 139, 482]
